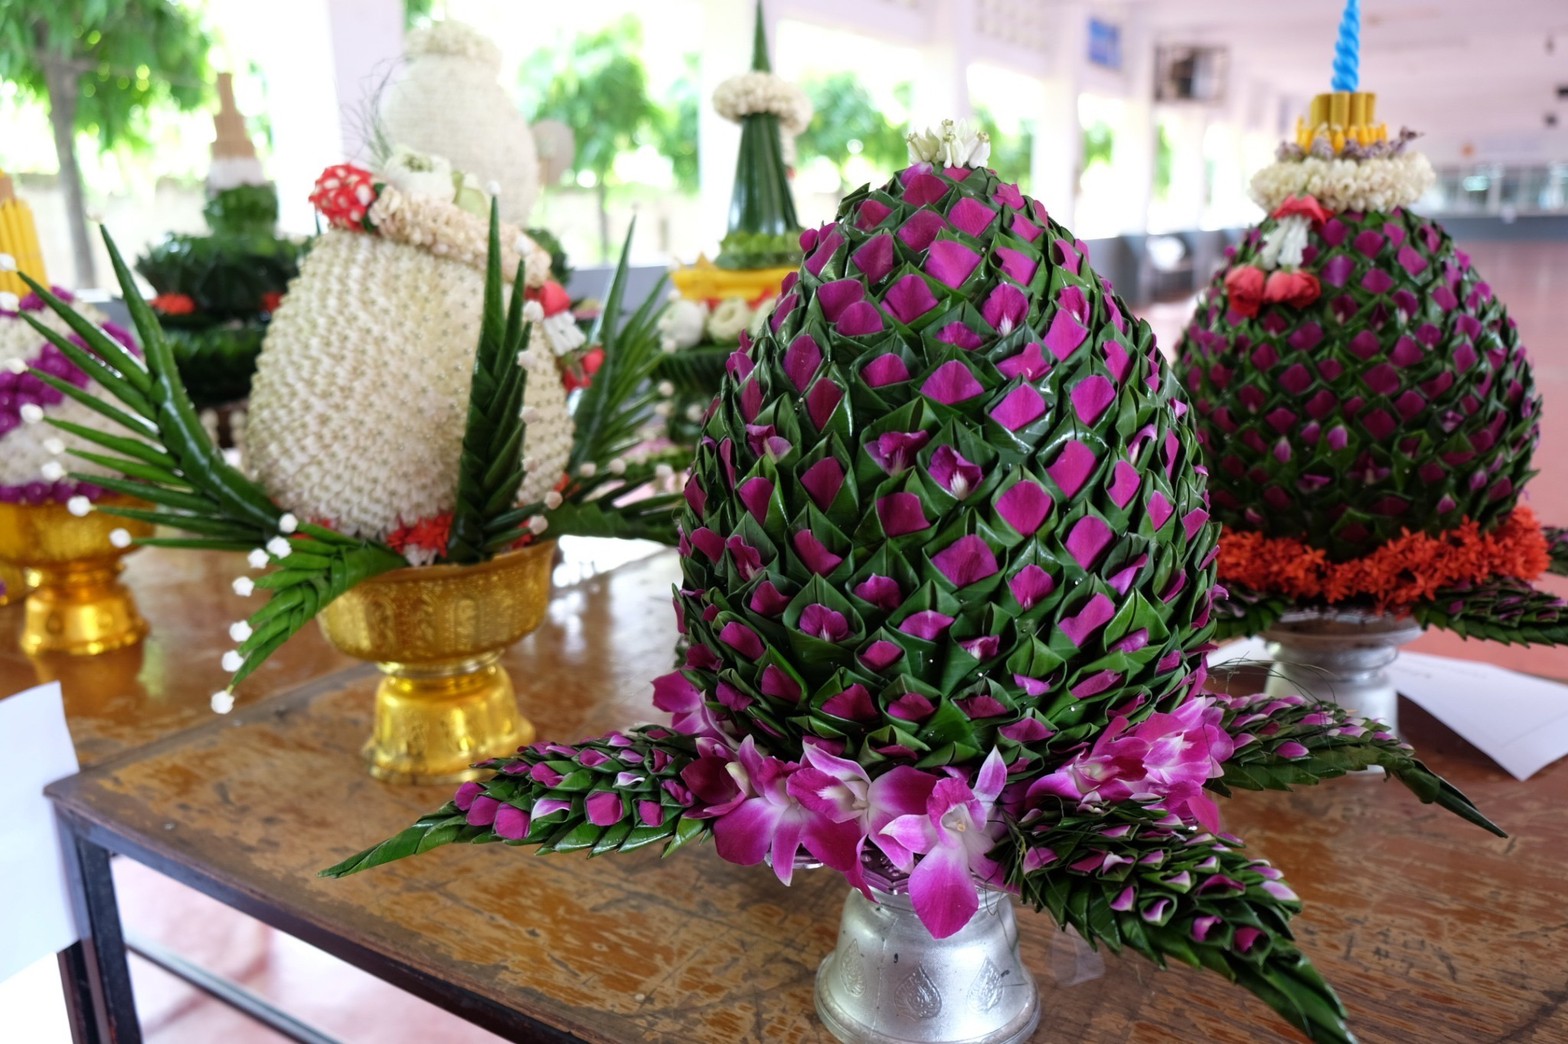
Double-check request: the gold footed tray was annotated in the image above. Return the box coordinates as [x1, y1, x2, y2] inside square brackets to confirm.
[0, 498, 153, 655]
[670, 256, 795, 302]
[316, 540, 556, 785]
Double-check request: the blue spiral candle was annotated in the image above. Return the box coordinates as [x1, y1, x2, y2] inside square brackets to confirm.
[1331, 0, 1360, 92]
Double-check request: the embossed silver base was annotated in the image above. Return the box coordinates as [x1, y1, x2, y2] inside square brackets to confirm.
[1263, 610, 1422, 738]
[814, 888, 1041, 1044]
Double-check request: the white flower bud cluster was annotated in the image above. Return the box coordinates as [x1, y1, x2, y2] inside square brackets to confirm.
[712, 72, 813, 135]
[245, 232, 574, 542]
[1250, 151, 1434, 214]
[1, 298, 129, 493]
[907, 118, 992, 168]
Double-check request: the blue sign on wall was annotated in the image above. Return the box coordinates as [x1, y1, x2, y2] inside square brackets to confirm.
[1088, 18, 1121, 71]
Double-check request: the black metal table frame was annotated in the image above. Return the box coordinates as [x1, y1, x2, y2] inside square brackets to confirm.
[49, 764, 583, 1044]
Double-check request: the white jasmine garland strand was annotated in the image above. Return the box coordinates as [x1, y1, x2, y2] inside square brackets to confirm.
[366, 185, 550, 289]
[712, 72, 812, 135]
[1250, 151, 1434, 214]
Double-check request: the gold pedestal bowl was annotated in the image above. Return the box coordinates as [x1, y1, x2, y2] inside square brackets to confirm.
[0, 560, 28, 606]
[0, 498, 153, 655]
[316, 540, 556, 785]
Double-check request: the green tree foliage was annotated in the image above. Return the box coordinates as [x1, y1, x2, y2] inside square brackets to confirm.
[521, 16, 658, 260]
[974, 105, 1035, 186]
[794, 72, 907, 190]
[650, 52, 700, 195]
[0, 0, 211, 285]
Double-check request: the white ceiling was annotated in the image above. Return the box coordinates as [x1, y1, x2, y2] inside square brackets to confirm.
[1138, 0, 1568, 162]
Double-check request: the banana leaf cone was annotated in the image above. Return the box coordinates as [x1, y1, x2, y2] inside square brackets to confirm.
[323, 126, 1505, 1044]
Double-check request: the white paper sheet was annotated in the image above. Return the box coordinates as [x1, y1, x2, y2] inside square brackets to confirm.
[1388, 653, 1568, 781]
[0, 682, 82, 983]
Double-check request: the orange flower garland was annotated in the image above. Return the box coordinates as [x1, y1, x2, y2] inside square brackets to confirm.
[1218, 507, 1549, 610]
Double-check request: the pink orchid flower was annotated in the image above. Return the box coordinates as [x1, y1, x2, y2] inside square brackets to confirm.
[1027, 697, 1234, 831]
[787, 746, 940, 893]
[880, 749, 1009, 939]
[701, 737, 861, 886]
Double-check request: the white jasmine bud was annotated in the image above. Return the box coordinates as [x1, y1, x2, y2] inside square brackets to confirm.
[40, 460, 64, 481]
[6, 356, 28, 374]
[0, 253, 15, 271]
[657, 380, 675, 397]
[20, 403, 43, 423]
[67, 496, 91, 517]
[232, 576, 255, 597]
[266, 535, 292, 559]
[221, 650, 245, 673]
[278, 513, 298, 534]
[247, 548, 270, 570]
[544, 490, 563, 509]
[527, 515, 549, 535]
[578, 462, 597, 478]
[608, 458, 627, 476]
[108, 528, 132, 548]
[229, 621, 253, 642]
[210, 691, 235, 714]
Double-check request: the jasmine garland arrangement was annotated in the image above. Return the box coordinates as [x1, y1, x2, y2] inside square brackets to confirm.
[20, 171, 677, 701]
[323, 130, 1500, 1043]
[1174, 3, 1568, 642]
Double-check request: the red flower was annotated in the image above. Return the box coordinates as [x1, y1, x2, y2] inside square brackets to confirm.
[261, 291, 284, 313]
[562, 345, 605, 392]
[309, 164, 379, 231]
[1263, 269, 1321, 309]
[526, 280, 572, 317]
[1270, 194, 1331, 225]
[1223, 265, 1266, 318]
[150, 292, 196, 316]
[386, 512, 452, 560]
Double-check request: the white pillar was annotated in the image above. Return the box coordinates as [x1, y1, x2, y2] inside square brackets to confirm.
[1031, 1, 1088, 224]
[1110, 12, 1155, 235]
[912, 0, 975, 127]
[325, 0, 406, 162]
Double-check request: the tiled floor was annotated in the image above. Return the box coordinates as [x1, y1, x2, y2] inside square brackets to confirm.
[16, 234, 1568, 1043]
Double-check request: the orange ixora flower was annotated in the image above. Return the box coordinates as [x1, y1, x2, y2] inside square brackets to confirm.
[1218, 507, 1550, 610]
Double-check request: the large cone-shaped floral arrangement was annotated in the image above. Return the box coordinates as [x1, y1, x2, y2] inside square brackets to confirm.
[1176, 77, 1568, 642]
[324, 127, 1502, 1043]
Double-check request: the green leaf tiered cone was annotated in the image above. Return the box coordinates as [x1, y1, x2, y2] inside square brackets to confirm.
[325, 129, 1502, 1044]
[1175, 89, 1568, 642]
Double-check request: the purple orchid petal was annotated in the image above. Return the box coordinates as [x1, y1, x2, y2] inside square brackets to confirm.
[1065, 516, 1114, 569]
[902, 171, 948, 206]
[861, 640, 905, 670]
[800, 603, 850, 642]
[804, 228, 845, 277]
[1071, 375, 1116, 425]
[466, 795, 500, 827]
[996, 481, 1052, 534]
[852, 233, 896, 284]
[897, 209, 949, 251]
[981, 283, 1028, 333]
[948, 197, 997, 237]
[494, 804, 530, 840]
[922, 360, 985, 404]
[877, 492, 931, 536]
[823, 683, 878, 720]
[720, 622, 765, 659]
[906, 837, 980, 940]
[818, 279, 866, 322]
[991, 385, 1047, 431]
[1000, 718, 1052, 742]
[1059, 594, 1115, 646]
[936, 322, 984, 349]
[994, 246, 1038, 285]
[749, 580, 792, 616]
[853, 575, 902, 611]
[899, 610, 956, 640]
[889, 693, 935, 721]
[585, 791, 625, 827]
[856, 198, 892, 230]
[1047, 441, 1096, 497]
[784, 335, 822, 392]
[1107, 461, 1140, 508]
[454, 781, 482, 811]
[795, 456, 843, 510]
[835, 301, 885, 336]
[925, 240, 982, 288]
[683, 475, 706, 515]
[868, 430, 931, 474]
[738, 476, 774, 524]
[997, 342, 1049, 381]
[807, 379, 844, 429]
[793, 530, 844, 575]
[862, 352, 912, 387]
[691, 527, 724, 561]
[882, 273, 940, 325]
[1044, 309, 1088, 361]
[931, 534, 1000, 587]
[927, 444, 983, 498]
[1008, 565, 1055, 609]
[726, 536, 762, 580]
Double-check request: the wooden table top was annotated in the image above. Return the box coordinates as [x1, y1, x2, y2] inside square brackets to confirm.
[44, 550, 1568, 1043]
[0, 547, 352, 768]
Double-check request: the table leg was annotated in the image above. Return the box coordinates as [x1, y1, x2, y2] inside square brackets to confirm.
[57, 816, 141, 1044]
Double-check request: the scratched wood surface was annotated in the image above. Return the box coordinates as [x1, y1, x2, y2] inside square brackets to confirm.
[0, 547, 351, 767]
[46, 550, 1568, 1043]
